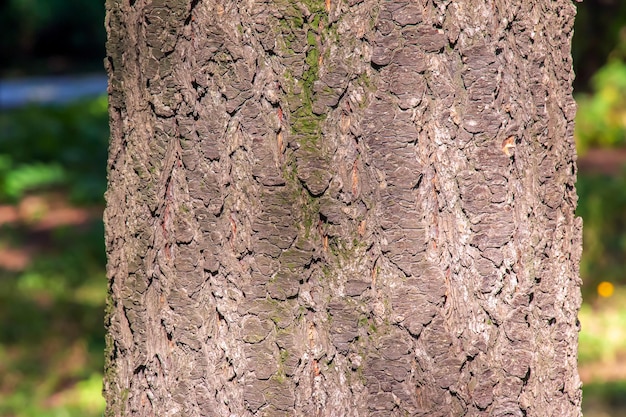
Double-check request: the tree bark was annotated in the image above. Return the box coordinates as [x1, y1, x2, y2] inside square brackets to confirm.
[104, 0, 582, 416]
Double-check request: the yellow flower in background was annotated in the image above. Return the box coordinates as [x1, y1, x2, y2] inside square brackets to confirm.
[597, 281, 615, 298]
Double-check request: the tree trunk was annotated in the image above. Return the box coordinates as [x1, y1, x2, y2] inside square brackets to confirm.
[104, 0, 582, 416]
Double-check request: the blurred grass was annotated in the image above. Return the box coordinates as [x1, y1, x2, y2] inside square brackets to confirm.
[0, 220, 107, 417]
[583, 380, 626, 417]
[579, 293, 626, 367]
[577, 170, 626, 300]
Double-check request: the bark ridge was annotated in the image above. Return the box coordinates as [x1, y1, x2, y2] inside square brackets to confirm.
[104, 0, 582, 416]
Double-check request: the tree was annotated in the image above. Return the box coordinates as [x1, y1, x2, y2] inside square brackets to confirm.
[103, 0, 582, 416]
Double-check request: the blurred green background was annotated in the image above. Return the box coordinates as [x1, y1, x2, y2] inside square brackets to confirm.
[1, 0, 625, 416]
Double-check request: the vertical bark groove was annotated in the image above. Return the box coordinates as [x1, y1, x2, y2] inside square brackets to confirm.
[104, 0, 581, 416]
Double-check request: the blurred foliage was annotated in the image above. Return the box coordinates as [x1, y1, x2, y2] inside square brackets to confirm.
[573, 2, 626, 305]
[583, 380, 626, 417]
[0, 220, 107, 417]
[577, 170, 626, 298]
[0, 95, 108, 204]
[580, 291, 626, 416]
[575, 59, 626, 153]
[0, 161, 66, 201]
[0, 95, 108, 416]
[579, 300, 626, 365]
[0, 0, 106, 76]
[573, 0, 626, 93]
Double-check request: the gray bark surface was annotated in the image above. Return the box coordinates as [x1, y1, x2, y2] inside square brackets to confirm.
[104, 0, 582, 416]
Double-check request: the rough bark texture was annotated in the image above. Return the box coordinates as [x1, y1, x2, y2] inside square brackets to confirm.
[104, 0, 582, 416]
